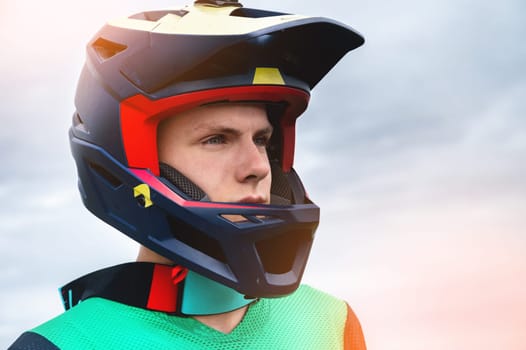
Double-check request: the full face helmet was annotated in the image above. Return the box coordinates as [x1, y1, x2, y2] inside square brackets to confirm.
[70, 0, 364, 298]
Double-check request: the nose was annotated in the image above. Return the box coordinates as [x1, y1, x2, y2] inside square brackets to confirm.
[235, 141, 271, 184]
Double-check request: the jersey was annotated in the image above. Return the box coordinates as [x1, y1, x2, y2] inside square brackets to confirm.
[9, 264, 366, 349]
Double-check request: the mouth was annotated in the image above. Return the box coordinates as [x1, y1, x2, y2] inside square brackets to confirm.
[221, 196, 270, 223]
[237, 196, 268, 204]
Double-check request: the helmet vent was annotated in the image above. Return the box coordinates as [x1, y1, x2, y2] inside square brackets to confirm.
[168, 217, 227, 263]
[255, 230, 312, 274]
[230, 8, 286, 18]
[92, 37, 127, 61]
[88, 162, 123, 188]
[219, 214, 278, 225]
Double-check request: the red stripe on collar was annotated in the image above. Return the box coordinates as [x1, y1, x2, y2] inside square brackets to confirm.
[147, 265, 188, 312]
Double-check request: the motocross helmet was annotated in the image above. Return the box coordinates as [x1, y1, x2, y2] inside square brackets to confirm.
[70, 0, 364, 298]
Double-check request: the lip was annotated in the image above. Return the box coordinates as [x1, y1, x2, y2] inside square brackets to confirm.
[237, 196, 268, 204]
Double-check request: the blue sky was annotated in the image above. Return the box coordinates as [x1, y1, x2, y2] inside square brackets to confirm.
[1, 0, 525, 348]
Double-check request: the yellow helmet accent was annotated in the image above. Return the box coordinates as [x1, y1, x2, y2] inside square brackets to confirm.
[252, 67, 285, 85]
[133, 184, 153, 208]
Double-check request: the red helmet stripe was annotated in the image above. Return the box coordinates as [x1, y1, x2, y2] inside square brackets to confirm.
[120, 86, 309, 174]
[131, 168, 271, 209]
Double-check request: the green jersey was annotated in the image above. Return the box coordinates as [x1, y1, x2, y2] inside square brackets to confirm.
[11, 285, 365, 349]
[10, 263, 365, 349]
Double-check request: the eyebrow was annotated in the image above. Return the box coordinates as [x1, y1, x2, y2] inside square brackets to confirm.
[193, 124, 273, 136]
[255, 126, 274, 136]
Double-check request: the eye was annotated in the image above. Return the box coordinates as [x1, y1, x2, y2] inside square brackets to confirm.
[254, 135, 271, 147]
[203, 135, 226, 145]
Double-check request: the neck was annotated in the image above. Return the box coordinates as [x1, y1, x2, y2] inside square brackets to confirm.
[193, 307, 248, 334]
[136, 246, 173, 264]
[136, 246, 248, 333]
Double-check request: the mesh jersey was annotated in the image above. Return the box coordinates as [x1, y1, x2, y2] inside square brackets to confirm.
[14, 285, 365, 349]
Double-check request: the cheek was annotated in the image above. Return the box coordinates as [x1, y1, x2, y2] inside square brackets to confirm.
[178, 157, 227, 193]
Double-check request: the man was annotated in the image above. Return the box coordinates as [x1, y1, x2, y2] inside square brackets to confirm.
[10, 0, 365, 348]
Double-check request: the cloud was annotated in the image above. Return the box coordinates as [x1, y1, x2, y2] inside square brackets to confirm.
[1, 0, 526, 348]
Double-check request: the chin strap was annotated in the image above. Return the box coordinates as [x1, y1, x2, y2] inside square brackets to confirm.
[60, 262, 256, 316]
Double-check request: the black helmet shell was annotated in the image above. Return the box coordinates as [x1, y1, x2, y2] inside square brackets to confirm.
[70, 2, 364, 297]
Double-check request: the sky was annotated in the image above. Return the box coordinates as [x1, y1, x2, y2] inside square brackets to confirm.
[1, 0, 525, 349]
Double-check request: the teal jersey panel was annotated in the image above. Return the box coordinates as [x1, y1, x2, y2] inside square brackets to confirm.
[33, 285, 348, 349]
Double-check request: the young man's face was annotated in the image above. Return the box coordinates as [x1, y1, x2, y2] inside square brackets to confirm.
[158, 103, 273, 204]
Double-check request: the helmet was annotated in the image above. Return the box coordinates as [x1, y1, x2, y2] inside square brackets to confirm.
[70, 0, 364, 298]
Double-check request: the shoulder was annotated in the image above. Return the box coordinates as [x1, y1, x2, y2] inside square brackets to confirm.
[343, 303, 367, 350]
[277, 284, 348, 314]
[12, 298, 143, 350]
[297, 285, 367, 350]
[8, 332, 60, 350]
[249, 285, 362, 349]
[275, 285, 367, 350]
[264, 285, 348, 334]
[7, 299, 110, 350]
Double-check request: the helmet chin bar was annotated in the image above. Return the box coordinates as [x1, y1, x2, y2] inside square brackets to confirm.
[71, 132, 319, 298]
